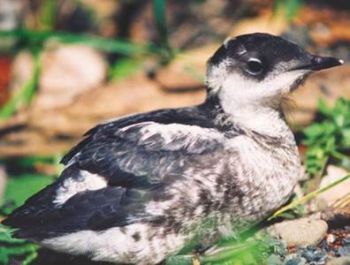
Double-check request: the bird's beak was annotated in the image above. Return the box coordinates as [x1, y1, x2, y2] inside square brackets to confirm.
[292, 55, 344, 71]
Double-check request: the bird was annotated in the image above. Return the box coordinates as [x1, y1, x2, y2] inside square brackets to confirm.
[3, 33, 343, 265]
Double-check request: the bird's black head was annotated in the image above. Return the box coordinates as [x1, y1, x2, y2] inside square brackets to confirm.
[206, 33, 343, 107]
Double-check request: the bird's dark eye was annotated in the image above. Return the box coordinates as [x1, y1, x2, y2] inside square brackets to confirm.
[245, 58, 264, 75]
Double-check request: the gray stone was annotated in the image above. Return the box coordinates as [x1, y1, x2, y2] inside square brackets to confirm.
[267, 254, 283, 265]
[338, 245, 350, 257]
[268, 217, 328, 247]
[283, 254, 307, 265]
[327, 257, 350, 265]
[298, 246, 327, 264]
[0, 166, 7, 200]
[316, 166, 350, 210]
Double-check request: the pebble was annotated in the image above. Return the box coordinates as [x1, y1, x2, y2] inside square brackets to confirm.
[343, 236, 350, 245]
[266, 236, 288, 257]
[267, 254, 283, 265]
[327, 234, 336, 244]
[327, 256, 350, 265]
[335, 235, 350, 257]
[268, 218, 328, 247]
[298, 246, 327, 265]
[283, 254, 307, 265]
[338, 245, 350, 257]
[0, 166, 7, 200]
[316, 166, 350, 209]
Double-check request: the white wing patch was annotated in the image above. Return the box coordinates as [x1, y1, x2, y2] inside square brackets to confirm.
[119, 122, 225, 153]
[54, 170, 107, 206]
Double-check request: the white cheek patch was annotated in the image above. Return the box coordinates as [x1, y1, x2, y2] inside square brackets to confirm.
[217, 69, 306, 109]
[54, 170, 107, 206]
[263, 70, 307, 95]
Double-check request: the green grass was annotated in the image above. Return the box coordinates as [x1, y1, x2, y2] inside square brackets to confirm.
[0, 29, 155, 56]
[273, 0, 303, 20]
[304, 98, 350, 176]
[38, 0, 57, 31]
[0, 225, 39, 265]
[0, 51, 41, 119]
[270, 173, 350, 220]
[152, 0, 175, 63]
[166, 236, 270, 265]
[109, 58, 144, 80]
[0, 172, 54, 265]
[3, 174, 54, 209]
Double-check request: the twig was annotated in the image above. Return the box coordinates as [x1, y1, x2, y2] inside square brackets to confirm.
[269, 174, 350, 220]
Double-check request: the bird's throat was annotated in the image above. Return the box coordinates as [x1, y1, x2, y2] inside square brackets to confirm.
[222, 103, 289, 138]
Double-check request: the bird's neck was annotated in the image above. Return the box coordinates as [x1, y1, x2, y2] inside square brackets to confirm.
[204, 93, 290, 138]
[227, 104, 289, 137]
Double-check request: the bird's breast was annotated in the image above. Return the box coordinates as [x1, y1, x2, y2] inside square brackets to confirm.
[223, 134, 301, 220]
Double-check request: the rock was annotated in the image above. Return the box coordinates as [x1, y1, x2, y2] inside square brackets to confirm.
[338, 237, 350, 256]
[315, 165, 350, 210]
[338, 245, 350, 257]
[320, 166, 349, 189]
[298, 246, 327, 265]
[37, 44, 108, 109]
[278, 246, 327, 265]
[283, 254, 307, 265]
[267, 254, 283, 265]
[327, 257, 350, 265]
[0, 0, 22, 31]
[10, 51, 34, 92]
[327, 234, 336, 244]
[322, 206, 350, 229]
[268, 217, 328, 247]
[265, 236, 288, 257]
[10, 45, 108, 110]
[0, 0, 23, 51]
[344, 236, 350, 245]
[0, 166, 7, 200]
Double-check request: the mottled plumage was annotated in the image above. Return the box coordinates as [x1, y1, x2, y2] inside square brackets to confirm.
[3, 33, 343, 264]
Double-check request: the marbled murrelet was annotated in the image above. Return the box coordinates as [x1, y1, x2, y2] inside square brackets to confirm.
[3, 33, 343, 264]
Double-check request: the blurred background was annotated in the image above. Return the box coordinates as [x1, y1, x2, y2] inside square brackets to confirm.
[0, 0, 350, 264]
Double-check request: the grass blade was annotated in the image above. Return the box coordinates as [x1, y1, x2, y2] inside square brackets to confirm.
[152, 0, 174, 62]
[0, 51, 41, 119]
[0, 29, 156, 56]
[269, 173, 350, 220]
[39, 0, 57, 31]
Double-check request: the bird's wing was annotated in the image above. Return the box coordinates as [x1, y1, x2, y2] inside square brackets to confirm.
[3, 118, 227, 240]
[67, 121, 225, 186]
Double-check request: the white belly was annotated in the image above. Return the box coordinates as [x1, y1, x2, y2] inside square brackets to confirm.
[42, 223, 186, 264]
